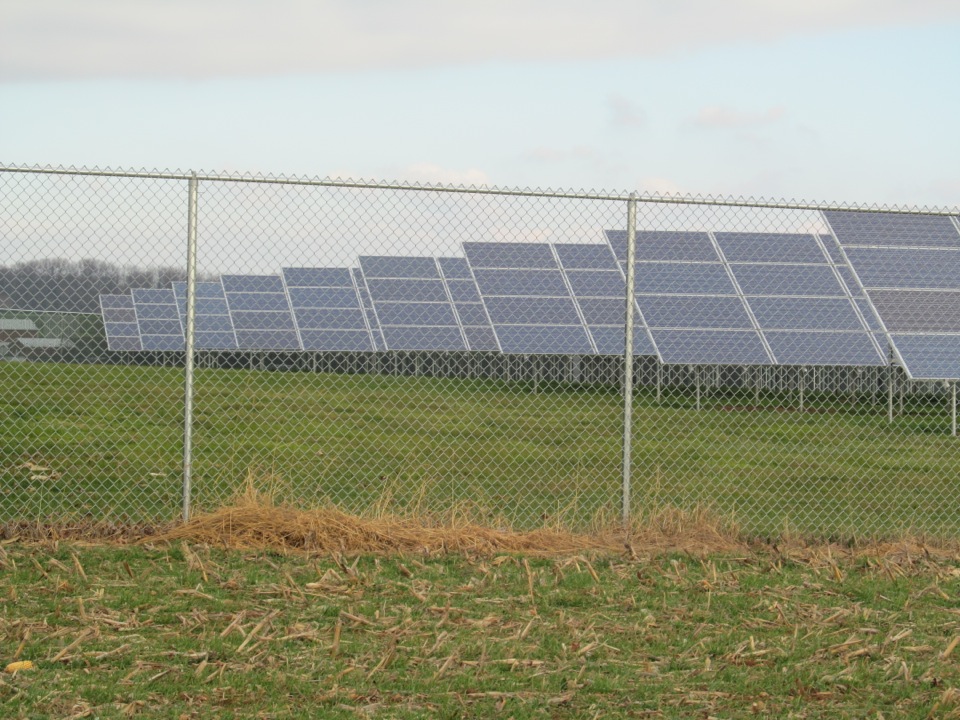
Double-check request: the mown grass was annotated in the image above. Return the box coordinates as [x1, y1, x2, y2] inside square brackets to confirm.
[3, 542, 960, 718]
[1, 361, 959, 534]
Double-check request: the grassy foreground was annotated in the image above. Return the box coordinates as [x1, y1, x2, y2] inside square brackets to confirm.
[3, 540, 960, 718]
[2, 360, 959, 533]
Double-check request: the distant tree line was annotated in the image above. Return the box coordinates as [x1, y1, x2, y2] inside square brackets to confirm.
[0, 258, 214, 313]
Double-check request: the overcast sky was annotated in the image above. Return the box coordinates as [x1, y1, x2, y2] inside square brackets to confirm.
[2, 0, 959, 207]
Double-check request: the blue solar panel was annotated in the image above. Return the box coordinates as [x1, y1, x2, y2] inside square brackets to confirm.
[100, 294, 135, 309]
[453, 303, 490, 326]
[824, 211, 960, 248]
[282, 267, 373, 352]
[471, 269, 570, 297]
[462, 243, 557, 269]
[463, 326, 499, 351]
[222, 275, 285, 293]
[565, 271, 626, 297]
[765, 331, 885, 366]
[102, 308, 136, 323]
[843, 248, 960, 289]
[633, 264, 735, 295]
[651, 329, 772, 365]
[731, 264, 846, 296]
[553, 244, 620, 270]
[132, 288, 183, 351]
[375, 302, 458, 326]
[714, 233, 827, 264]
[359, 256, 441, 279]
[352, 268, 386, 351]
[494, 326, 595, 355]
[889, 334, 960, 380]
[383, 326, 466, 351]
[749, 297, 866, 331]
[104, 322, 140, 337]
[234, 330, 301, 350]
[437, 257, 472, 279]
[606, 230, 718, 262]
[638, 296, 753, 329]
[283, 268, 353, 287]
[588, 326, 657, 356]
[360, 257, 467, 351]
[576, 298, 624, 326]
[867, 290, 960, 333]
[223, 275, 300, 350]
[171, 281, 238, 351]
[301, 330, 373, 352]
[446, 280, 482, 303]
[483, 296, 582, 325]
[464, 243, 594, 354]
[106, 336, 143, 351]
[364, 278, 450, 303]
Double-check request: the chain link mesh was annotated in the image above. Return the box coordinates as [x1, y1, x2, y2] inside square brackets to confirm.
[2, 166, 958, 535]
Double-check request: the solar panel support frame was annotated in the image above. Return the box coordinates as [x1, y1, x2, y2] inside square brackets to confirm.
[182, 172, 198, 524]
[621, 192, 637, 525]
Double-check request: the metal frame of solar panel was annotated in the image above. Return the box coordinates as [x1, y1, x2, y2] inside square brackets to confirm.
[462, 242, 595, 355]
[172, 281, 238, 350]
[552, 243, 656, 356]
[605, 230, 772, 366]
[221, 275, 301, 350]
[100, 293, 142, 351]
[436, 257, 500, 352]
[358, 256, 467, 351]
[713, 232, 886, 367]
[132, 288, 184, 351]
[351, 268, 386, 351]
[824, 210, 960, 380]
[281, 268, 374, 352]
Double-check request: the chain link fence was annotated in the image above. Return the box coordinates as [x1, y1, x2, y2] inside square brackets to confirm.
[2, 165, 959, 536]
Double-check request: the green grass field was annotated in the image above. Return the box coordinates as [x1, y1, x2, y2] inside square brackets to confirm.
[2, 361, 959, 535]
[4, 542, 960, 718]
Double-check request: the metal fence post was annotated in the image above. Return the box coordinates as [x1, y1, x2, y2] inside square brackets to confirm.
[621, 192, 638, 525]
[182, 173, 199, 522]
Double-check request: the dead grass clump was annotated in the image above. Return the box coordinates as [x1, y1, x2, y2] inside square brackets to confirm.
[145, 479, 743, 557]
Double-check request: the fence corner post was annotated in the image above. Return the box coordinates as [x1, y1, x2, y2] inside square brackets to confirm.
[622, 192, 638, 527]
[182, 172, 199, 523]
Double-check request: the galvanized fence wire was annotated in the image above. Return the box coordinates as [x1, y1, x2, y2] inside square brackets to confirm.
[1, 164, 959, 535]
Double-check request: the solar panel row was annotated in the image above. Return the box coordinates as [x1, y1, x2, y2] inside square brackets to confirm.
[825, 210, 960, 380]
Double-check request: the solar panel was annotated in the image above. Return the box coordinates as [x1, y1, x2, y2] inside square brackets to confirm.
[889, 335, 960, 380]
[172, 282, 238, 350]
[132, 288, 183, 351]
[730, 264, 847, 297]
[653, 330, 771, 365]
[281, 267, 373, 352]
[606, 230, 718, 262]
[359, 256, 467, 351]
[464, 242, 594, 355]
[843, 247, 960, 290]
[352, 269, 386, 351]
[714, 233, 828, 264]
[638, 296, 754, 329]
[749, 297, 867, 331]
[437, 257, 499, 351]
[824, 211, 960, 248]
[100, 294, 142, 351]
[868, 290, 960, 333]
[221, 275, 300, 350]
[764, 331, 887, 367]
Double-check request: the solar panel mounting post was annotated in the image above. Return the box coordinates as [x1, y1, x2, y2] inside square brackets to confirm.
[621, 192, 638, 526]
[182, 172, 198, 524]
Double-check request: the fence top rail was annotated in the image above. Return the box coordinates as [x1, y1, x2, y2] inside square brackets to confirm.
[1, 162, 958, 216]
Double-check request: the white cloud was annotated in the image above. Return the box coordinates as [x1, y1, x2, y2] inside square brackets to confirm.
[692, 105, 786, 129]
[2, 0, 958, 81]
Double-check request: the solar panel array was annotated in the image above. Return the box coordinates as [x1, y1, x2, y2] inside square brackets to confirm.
[97, 216, 960, 378]
[825, 210, 960, 379]
[464, 242, 594, 355]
